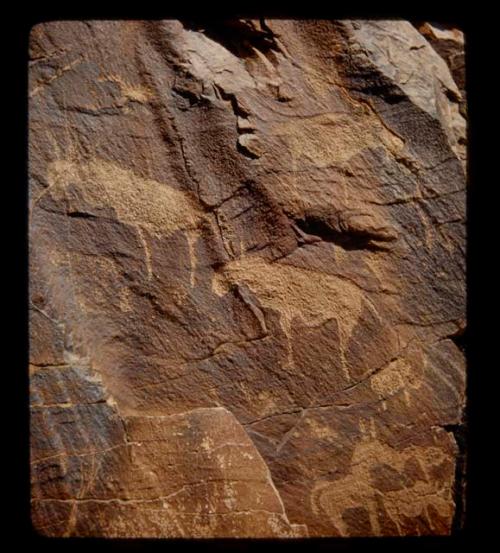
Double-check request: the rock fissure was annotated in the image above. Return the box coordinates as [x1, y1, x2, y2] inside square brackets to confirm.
[30, 18, 466, 538]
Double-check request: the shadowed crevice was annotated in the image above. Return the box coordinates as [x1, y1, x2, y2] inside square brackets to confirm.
[181, 19, 280, 60]
[293, 216, 391, 252]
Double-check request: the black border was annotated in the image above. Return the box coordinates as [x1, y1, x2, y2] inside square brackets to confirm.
[9, 5, 487, 551]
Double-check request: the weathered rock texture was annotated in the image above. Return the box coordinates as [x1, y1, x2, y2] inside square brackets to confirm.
[29, 19, 467, 538]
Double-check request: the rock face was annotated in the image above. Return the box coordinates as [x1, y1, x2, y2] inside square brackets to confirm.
[415, 22, 466, 118]
[29, 19, 467, 537]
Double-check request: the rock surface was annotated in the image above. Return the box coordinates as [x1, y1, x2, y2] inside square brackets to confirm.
[415, 22, 467, 118]
[29, 19, 467, 537]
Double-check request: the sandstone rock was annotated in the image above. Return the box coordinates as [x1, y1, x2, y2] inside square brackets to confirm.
[416, 22, 467, 118]
[29, 19, 466, 537]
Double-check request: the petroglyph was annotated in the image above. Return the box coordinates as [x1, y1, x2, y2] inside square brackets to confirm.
[30, 19, 466, 537]
[44, 159, 204, 236]
[311, 434, 456, 536]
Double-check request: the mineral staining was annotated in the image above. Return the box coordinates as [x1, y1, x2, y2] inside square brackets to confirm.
[29, 19, 466, 537]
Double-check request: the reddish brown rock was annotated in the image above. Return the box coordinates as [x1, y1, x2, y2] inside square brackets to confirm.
[416, 22, 467, 117]
[29, 19, 466, 537]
